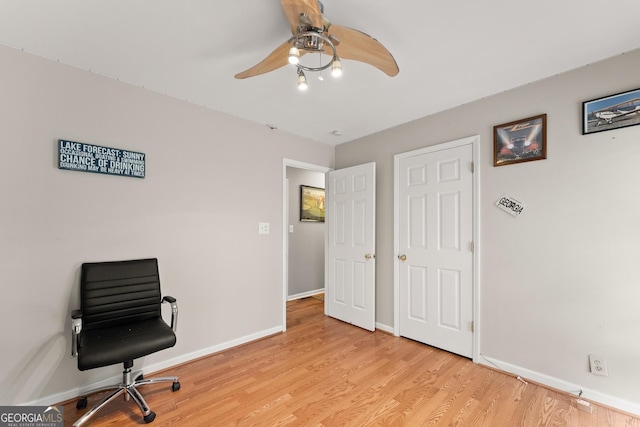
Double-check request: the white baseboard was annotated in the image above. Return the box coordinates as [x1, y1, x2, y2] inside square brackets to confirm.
[375, 322, 394, 334]
[479, 354, 640, 416]
[27, 326, 283, 407]
[287, 288, 324, 301]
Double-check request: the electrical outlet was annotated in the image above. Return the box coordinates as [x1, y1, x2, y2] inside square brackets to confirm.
[589, 354, 608, 376]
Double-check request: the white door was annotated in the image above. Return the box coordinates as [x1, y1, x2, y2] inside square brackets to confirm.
[326, 162, 376, 331]
[395, 139, 475, 357]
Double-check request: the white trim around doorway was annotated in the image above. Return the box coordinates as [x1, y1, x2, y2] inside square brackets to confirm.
[282, 158, 332, 332]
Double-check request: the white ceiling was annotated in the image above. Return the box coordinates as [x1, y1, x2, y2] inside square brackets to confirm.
[1, 1, 639, 145]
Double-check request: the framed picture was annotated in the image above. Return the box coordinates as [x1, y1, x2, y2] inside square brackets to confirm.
[582, 87, 640, 135]
[300, 185, 325, 222]
[493, 114, 546, 167]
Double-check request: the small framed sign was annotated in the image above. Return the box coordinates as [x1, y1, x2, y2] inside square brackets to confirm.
[58, 139, 145, 178]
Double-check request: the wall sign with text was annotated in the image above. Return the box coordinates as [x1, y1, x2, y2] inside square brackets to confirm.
[58, 139, 145, 178]
[495, 195, 526, 217]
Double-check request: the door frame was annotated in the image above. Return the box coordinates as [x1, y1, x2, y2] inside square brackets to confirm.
[393, 135, 481, 362]
[282, 158, 332, 331]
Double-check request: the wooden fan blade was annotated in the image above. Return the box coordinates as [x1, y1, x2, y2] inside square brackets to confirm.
[328, 24, 399, 77]
[281, 0, 323, 31]
[235, 39, 294, 79]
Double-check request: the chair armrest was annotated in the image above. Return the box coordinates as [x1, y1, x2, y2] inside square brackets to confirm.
[162, 296, 178, 332]
[71, 310, 82, 357]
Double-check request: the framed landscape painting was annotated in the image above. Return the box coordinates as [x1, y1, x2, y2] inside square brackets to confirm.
[300, 185, 325, 222]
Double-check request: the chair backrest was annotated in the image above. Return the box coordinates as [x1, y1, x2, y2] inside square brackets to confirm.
[81, 258, 163, 331]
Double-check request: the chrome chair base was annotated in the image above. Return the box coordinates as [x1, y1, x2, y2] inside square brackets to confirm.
[73, 367, 180, 426]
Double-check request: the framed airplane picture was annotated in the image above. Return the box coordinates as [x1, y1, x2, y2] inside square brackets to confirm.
[493, 114, 547, 167]
[583, 87, 640, 135]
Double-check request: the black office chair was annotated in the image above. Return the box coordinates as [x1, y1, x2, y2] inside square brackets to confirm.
[71, 258, 180, 426]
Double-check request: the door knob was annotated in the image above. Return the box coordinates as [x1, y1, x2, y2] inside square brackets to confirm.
[398, 254, 407, 261]
[365, 253, 375, 260]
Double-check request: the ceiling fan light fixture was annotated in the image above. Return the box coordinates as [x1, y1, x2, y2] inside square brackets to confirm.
[234, 2, 399, 82]
[331, 57, 342, 77]
[288, 46, 300, 65]
[297, 69, 308, 90]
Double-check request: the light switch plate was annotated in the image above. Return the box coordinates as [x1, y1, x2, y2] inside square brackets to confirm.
[258, 222, 270, 235]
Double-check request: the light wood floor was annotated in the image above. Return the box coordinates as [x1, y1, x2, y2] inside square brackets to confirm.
[60, 297, 640, 426]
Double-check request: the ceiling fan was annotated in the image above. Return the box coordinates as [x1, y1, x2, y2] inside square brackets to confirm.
[234, 0, 399, 88]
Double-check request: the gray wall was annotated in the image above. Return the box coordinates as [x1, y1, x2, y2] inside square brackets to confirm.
[0, 44, 334, 405]
[336, 49, 640, 411]
[286, 168, 325, 298]
[2, 37, 639, 415]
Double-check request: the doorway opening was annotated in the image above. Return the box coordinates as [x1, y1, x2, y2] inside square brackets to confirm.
[282, 159, 331, 331]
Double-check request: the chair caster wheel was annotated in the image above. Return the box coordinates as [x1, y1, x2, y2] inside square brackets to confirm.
[76, 397, 88, 410]
[144, 411, 156, 423]
[172, 381, 181, 392]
